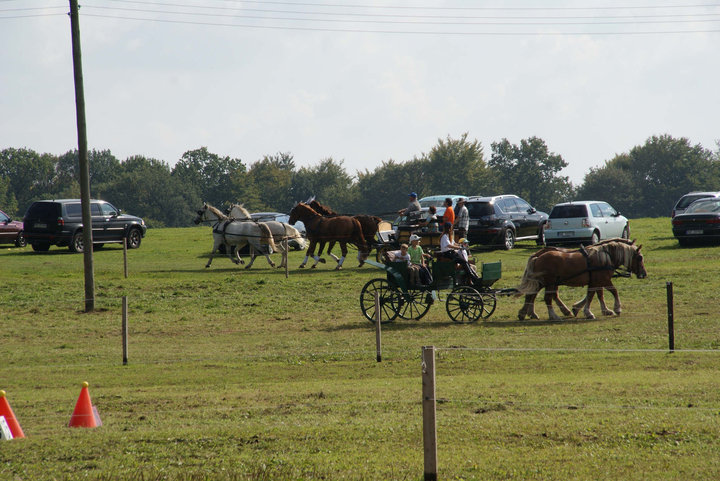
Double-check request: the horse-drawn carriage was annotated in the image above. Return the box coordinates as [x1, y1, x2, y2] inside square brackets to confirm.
[360, 253, 512, 324]
[375, 212, 443, 257]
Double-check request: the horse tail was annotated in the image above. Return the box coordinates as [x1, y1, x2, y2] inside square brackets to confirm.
[258, 222, 277, 253]
[352, 218, 368, 252]
[515, 256, 542, 295]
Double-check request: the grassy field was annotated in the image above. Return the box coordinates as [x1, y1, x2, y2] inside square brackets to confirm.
[2, 217, 720, 480]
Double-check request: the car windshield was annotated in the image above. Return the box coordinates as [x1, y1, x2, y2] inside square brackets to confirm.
[677, 194, 714, 209]
[549, 205, 587, 218]
[685, 199, 720, 214]
[419, 199, 446, 208]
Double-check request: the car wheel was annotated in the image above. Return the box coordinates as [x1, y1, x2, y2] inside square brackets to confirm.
[621, 226, 630, 239]
[15, 231, 27, 248]
[31, 242, 50, 252]
[590, 231, 600, 245]
[127, 227, 142, 249]
[502, 228, 515, 250]
[70, 232, 84, 253]
[536, 224, 546, 246]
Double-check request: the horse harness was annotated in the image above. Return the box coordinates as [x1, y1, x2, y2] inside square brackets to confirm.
[558, 245, 629, 284]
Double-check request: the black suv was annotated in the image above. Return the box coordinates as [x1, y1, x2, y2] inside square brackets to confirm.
[23, 199, 146, 253]
[465, 195, 548, 250]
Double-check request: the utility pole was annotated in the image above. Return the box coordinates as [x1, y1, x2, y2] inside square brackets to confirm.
[69, 0, 95, 312]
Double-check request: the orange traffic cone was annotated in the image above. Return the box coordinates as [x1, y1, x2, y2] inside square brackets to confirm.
[0, 390, 25, 438]
[69, 382, 102, 428]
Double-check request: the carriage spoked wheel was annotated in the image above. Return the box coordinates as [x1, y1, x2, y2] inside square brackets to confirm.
[478, 292, 497, 319]
[446, 286, 485, 323]
[360, 278, 401, 324]
[396, 289, 432, 321]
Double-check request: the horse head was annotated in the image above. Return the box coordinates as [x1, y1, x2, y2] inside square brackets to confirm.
[227, 203, 251, 220]
[289, 202, 319, 225]
[631, 245, 647, 279]
[193, 203, 209, 224]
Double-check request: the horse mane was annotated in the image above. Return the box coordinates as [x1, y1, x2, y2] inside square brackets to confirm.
[296, 202, 321, 216]
[591, 239, 636, 269]
[206, 204, 228, 220]
[308, 200, 337, 216]
[229, 203, 252, 219]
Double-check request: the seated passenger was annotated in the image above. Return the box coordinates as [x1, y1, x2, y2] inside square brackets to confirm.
[387, 243, 421, 286]
[419, 205, 439, 232]
[408, 234, 433, 285]
[439, 223, 479, 283]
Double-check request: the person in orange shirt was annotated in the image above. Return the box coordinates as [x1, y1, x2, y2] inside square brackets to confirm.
[442, 198, 455, 240]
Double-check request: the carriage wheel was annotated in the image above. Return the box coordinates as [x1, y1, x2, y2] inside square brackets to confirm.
[479, 292, 497, 319]
[360, 278, 400, 324]
[396, 289, 432, 321]
[446, 286, 484, 323]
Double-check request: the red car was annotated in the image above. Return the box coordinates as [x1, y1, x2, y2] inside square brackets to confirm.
[0, 209, 26, 247]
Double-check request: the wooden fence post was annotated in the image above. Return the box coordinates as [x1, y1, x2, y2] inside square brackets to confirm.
[375, 292, 382, 362]
[422, 346, 438, 481]
[123, 237, 128, 278]
[122, 296, 128, 365]
[666, 281, 674, 352]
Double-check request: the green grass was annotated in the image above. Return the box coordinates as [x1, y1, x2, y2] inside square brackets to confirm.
[2, 218, 720, 480]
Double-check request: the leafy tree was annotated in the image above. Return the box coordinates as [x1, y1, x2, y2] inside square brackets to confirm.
[172, 147, 246, 208]
[576, 155, 640, 217]
[577, 135, 719, 218]
[353, 159, 430, 216]
[424, 133, 491, 196]
[0, 147, 57, 213]
[0, 176, 18, 216]
[290, 158, 355, 213]
[489, 137, 573, 211]
[247, 152, 295, 212]
[103, 156, 199, 227]
[54, 149, 122, 199]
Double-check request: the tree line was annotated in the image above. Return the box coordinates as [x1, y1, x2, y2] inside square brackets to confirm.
[1, 133, 718, 227]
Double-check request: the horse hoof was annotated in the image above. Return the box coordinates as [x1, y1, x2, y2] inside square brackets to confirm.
[335, 266, 342, 271]
[244, 265, 252, 270]
[299, 264, 306, 269]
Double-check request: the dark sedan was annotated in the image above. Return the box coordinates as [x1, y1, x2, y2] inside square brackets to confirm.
[0, 209, 26, 247]
[672, 198, 720, 246]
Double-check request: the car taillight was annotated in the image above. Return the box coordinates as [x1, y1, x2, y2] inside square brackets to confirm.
[672, 219, 681, 226]
[582, 218, 590, 228]
[57, 217, 64, 226]
[706, 219, 720, 224]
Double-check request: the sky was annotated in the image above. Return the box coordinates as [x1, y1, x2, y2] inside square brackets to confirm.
[1, 0, 719, 187]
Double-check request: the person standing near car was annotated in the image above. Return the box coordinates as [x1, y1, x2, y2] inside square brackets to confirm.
[398, 192, 421, 216]
[442, 198, 455, 241]
[454, 198, 468, 241]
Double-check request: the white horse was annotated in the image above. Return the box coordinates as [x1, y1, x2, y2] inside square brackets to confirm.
[193, 203, 276, 269]
[225, 203, 306, 269]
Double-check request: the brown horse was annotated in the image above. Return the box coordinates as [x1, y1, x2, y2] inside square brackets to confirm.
[307, 199, 381, 267]
[288, 202, 369, 270]
[516, 239, 647, 320]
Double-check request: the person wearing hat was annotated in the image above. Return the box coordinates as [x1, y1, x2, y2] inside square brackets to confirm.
[454, 198, 469, 241]
[439, 222, 479, 283]
[408, 234, 432, 285]
[398, 192, 421, 215]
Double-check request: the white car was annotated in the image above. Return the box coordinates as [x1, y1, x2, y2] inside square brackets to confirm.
[544, 201, 629, 246]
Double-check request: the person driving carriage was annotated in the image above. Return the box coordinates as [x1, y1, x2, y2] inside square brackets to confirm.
[439, 222, 479, 283]
[398, 192, 421, 216]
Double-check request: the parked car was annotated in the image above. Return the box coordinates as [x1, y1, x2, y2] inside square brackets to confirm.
[0, 208, 26, 247]
[465, 195, 548, 250]
[544, 201, 629, 246]
[246, 212, 306, 251]
[671, 191, 720, 218]
[417, 194, 467, 219]
[671, 197, 720, 246]
[23, 199, 146, 253]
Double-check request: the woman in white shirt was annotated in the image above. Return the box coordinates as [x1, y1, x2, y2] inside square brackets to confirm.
[439, 223, 479, 283]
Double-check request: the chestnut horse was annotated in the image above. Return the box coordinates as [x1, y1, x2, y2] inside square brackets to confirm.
[288, 202, 369, 270]
[306, 199, 381, 267]
[516, 239, 647, 320]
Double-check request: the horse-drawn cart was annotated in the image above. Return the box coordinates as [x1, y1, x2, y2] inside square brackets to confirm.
[360, 255, 512, 324]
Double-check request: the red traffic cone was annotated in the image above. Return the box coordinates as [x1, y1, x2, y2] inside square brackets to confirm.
[69, 382, 101, 428]
[0, 390, 25, 438]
